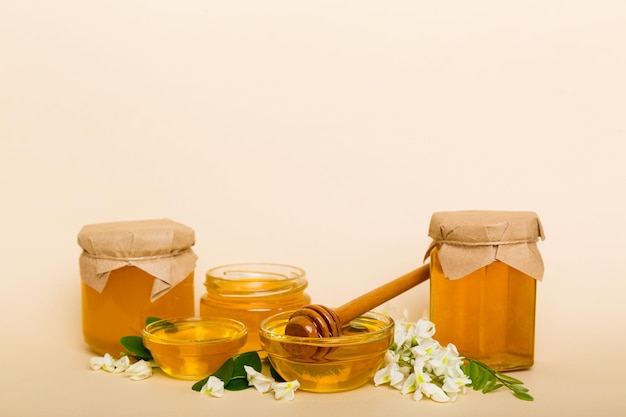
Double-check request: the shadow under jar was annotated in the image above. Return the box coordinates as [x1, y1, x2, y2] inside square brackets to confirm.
[200, 263, 311, 353]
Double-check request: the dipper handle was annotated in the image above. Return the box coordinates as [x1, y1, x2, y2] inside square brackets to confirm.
[334, 263, 430, 325]
[284, 264, 430, 343]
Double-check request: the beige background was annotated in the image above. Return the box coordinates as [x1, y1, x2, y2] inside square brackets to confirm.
[2, 1, 625, 416]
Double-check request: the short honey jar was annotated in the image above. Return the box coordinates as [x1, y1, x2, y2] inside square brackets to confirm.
[200, 263, 311, 353]
[425, 211, 545, 371]
[78, 219, 197, 355]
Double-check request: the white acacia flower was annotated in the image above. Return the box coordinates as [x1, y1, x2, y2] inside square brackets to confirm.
[394, 322, 417, 348]
[124, 360, 152, 381]
[442, 374, 471, 402]
[90, 353, 117, 372]
[407, 367, 449, 402]
[374, 362, 404, 388]
[271, 380, 300, 400]
[201, 376, 224, 398]
[113, 355, 130, 373]
[89, 355, 106, 371]
[410, 338, 440, 360]
[374, 316, 471, 403]
[415, 319, 436, 340]
[244, 365, 275, 393]
[419, 381, 450, 403]
[430, 344, 462, 376]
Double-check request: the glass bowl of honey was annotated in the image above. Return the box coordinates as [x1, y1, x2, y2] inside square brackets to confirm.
[142, 317, 247, 380]
[259, 311, 394, 393]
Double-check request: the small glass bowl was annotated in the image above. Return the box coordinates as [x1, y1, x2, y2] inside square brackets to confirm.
[142, 317, 247, 380]
[259, 311, 394, 392]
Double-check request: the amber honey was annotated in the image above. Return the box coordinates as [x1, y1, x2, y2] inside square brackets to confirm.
[142, 317, 247, 380]
[78, 219, 197, 356]
[81, 267, 195, 356]
[426, 210, 544, 372]
[200, 263, 310, 353]
[429, 247, 536, 371]
[260, 312, 394, 392]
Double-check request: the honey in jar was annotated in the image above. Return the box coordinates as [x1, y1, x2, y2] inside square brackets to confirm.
[78, 219, 197, 356]
[200, 263, 310, 353]
[425, 211, 545, 371]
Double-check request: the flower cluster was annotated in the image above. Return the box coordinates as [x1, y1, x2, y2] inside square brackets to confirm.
[199, 365, 300, 400]
[244, 365, 300, 400]
[374, 317, 471, 402]
[90, 353, 153, 381]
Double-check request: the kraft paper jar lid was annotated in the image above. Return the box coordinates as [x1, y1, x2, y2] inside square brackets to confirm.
[425, 210, 545, 280]
[78, 218, 198, 301]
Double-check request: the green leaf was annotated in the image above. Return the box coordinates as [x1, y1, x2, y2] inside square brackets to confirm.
[467, 360, 479, 385]
[232, 351, 262, 377]
[465, 359, 534, 401]
[191, 378, 207, 392]
[225, 377, 250, 391]
[496, 372, 525, 385]
[510, 384, 530, 393]
[487, 383, 504, 393]
[223, 351, 261, 391]
[481, 379, 503, 394]
[473, 367, 492, 391]
[119, 335, 152, 360]
[191, 351, 269, 393]
[513, 391, 535, 401]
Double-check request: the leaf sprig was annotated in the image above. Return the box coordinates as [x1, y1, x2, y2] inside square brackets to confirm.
[192, 351, 263, 392]
[464, 359, 534, 401]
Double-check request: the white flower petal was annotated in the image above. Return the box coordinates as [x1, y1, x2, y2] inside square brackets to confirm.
[271, 380, 300, 400]
[101, 353, 117, 372]
[113, 355, 130, 373]
[415, 319, 436, 340]
[124, 360, 152, 381]
[412, 388, 424, 401]
[401, 373, 417, 395]
[201, 376, 225, 398]
[89, 356, 105, 370]
[422, 382, 450, 403]
[244, 365, 275, 393]
[389, 366, 406, 390]
[373, 365, 391, 386]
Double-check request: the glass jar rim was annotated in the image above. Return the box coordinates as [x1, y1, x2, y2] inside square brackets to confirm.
[206, 263, 305, 281]
[204, 263, 308, 297]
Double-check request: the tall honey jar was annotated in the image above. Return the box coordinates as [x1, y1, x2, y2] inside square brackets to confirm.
[200, 263, 311, 353]
[425, 211, 545, 371]
[78, 219, 197, 355]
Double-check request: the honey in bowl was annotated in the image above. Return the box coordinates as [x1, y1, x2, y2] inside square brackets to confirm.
[143, 317, 247, 380]
[260, 311, 394, 393]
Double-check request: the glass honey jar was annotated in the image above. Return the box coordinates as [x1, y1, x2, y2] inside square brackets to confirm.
[425, 211, 545, 371]
[78, 219, 197, 356]
[200, 263, 311, 353]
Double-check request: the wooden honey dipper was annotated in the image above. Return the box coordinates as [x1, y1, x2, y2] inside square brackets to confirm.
[284, 263, 430, 358]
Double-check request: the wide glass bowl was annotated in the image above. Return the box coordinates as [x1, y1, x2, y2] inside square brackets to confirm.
[259, 311, 394, 392]
[142, 317, 247, 380]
